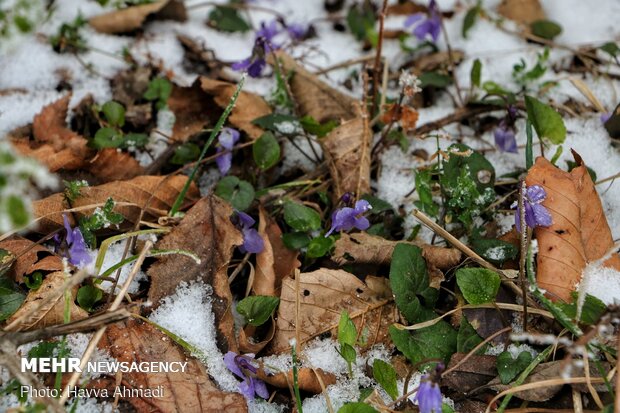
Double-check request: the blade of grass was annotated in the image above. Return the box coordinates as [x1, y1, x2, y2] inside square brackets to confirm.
[169, 74, 247, 217]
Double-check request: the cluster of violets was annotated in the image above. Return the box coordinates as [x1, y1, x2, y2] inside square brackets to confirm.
[54, 214, 92, 268]
[404, 0, 442, 42]
[232, 19, 309, 78]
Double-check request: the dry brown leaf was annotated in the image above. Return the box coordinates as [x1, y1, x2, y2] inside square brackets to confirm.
[525, 155, 620, 302]
[92, 319, 247, 413]
[0, 237, 63, 283]
[5, 271, 88, 331]
[257, 367, 336, 394]
[272, 51, 357, 123]
[253, 207, 300, 297]
[200, 77, 271, 140]
[89, 0, 186, 34]
[497, 0, 546, 25]
[487, 360, 609, 401]
[147, 196, 242, 353]
[332, 233, 462, 271]
[413, 50, 465, 73]
[86, 148, 144, 181]
[167, 80, 215, 142]
[32, 175, 198, 233]
[238, 320, 276, 353]
[270, 269, 397, 354]
[321, 114, 371, 202]
[443, 353, 497, 393]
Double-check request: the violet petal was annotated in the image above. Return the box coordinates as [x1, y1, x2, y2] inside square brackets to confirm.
[224, 351, 244, 379]
[241, 228, 264, 254]
[252, 377, 269, 399]
[404, 13, 424, 27]
[215, 150, 232, 175]
[531, 203, 552, 227]
[526, 185, 546, 204]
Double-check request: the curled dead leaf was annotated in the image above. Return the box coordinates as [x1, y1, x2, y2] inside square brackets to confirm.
[320, 113, 371, 202]
[525, 154, 620, 301]
[0, 237, 63, 283]
[92, 319, 247, 413]
[32, 175, 199, 233]
[332, 233, 462, 271]
[238, 320, 276, 354]
[271, 51, 356, 123]
[5, 271, 88, 331]
[200, 77, 271, 140]
[257, 367, 336, 395]
[89, 0, 186, 34]
[270, 269, 397, 354]
[253, 207, 300, 297]
[147, 196, 242, 353]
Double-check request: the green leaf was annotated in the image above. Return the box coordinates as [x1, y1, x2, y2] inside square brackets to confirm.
[123, 133, 148, 148]
[215, 176, 255, 211]
[79, 197, 124, 248]
[470, 58, 482, 88]
[92, 127, 123, 149]
[143, 77, 172, 109]
[63, 179, 88, 202]
[557, 292, 606, 325]
[207, 6, 251, 33]
[373, 359, 398, 400]
[77, 285, 103, 312]
[389, 321, 457, 366]
[530, 19, 562, 40]
[497, 350, 533, 384]
[414, 169, 439, 217]
[283, 201, 321, 232]
[252, 113, 299, 134]
[525, 95, 566, 145]
[482, 81, 512, 96]
[306, 236, 334, 258]
[171, 142, 201, 165]
[0, 277, 25, 321]
[338, 311, 357, 346]
[525, 119, 534, 169]
[7, 195, 28, 227]
[300, 115, 338, 138]
[13, 15, 32, 33]
[470, 238, 518, 265]
[253, 132, 281, 170]
[360, 194, 393, 214]
[457, 316, 485, 354]
[346, 5, 376, 43]
[456, 268, 500, 305]
[600, 42, 620, 58]
[236, 296, 280, 326]
[389, 244, 437, 324]
[101, 101, 125, 127]
[339, 342, 357, 364]
[441, 143, 495, 192]
[28, 341, 60, 359]
[462, 5, 479, 38]
[24, 272, 43, 290]
[282, 232, 312, 250]
[338, 402, 378, 413]
[419, 71, 452, 88]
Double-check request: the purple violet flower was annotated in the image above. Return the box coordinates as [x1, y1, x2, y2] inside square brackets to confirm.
[215, 127, 240, 175]
[601, 112, 612, 124]
[224, 351, 269, 400]
[233, 21, 280, 78]
[414, 375, 443, 413]
[494, 124, 518, 153]
[325, 200, 372, 237]
[232, 211, 264, 254]
[286, 23, 308, 40]
[512, 185, 553, 232]
[404, 0, 441, 42]
[57, 214, 92, 267]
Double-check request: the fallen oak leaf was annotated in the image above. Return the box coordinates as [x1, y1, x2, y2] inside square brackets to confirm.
[256, 366, 336, 395]
[270, 270, 397, 354]
[147, 196, 242, 353]
[89, 0, 186, 34]
[271, 51, 357, 123]
[5, 271, 88, 331]
[332, 233, 462, 271]
[320, 111, 371, 202]
[91, 319, 247, 413]
[200, 77, 271, 140]
[525, 154, 620, 302]
[32, 175, 199, 233]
